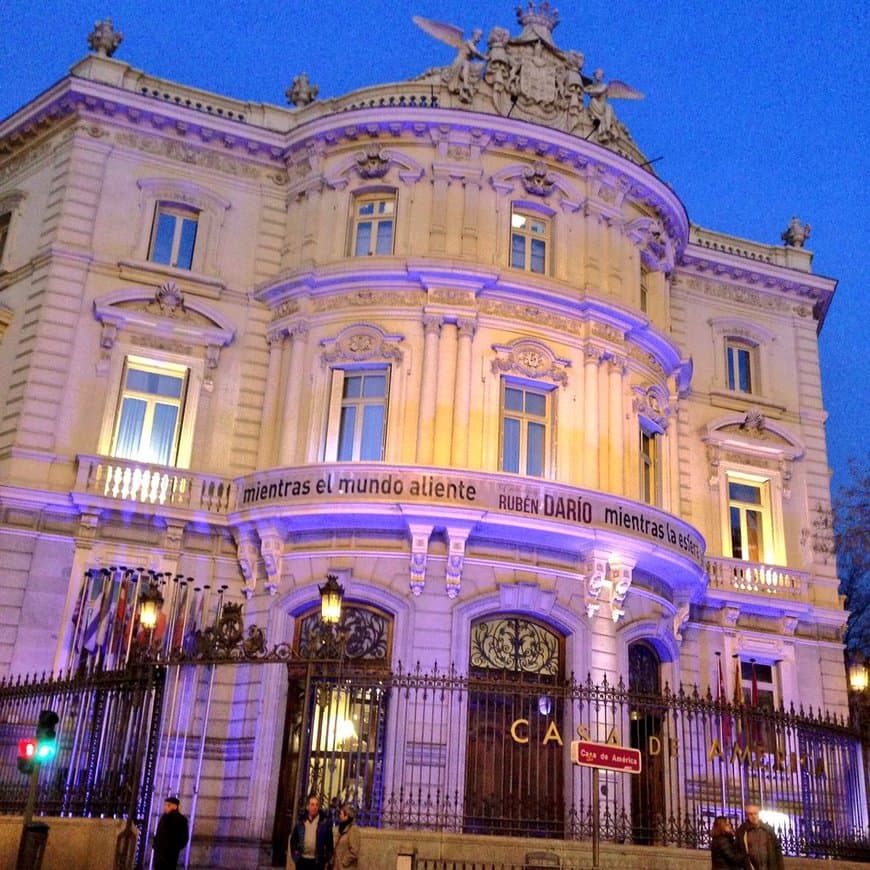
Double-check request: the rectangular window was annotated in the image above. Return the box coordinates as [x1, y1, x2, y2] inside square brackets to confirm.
[726, 339, 754, 393]
[640, 267, 650, 313]
[111, 359, 189, 466]
[727, 478, 769, 561]
[326, 369, 389, 461]
[352, 195, 396, 257]
[500, 383, 549, 477]
[510, 209, 549, 274]
[0, 212, 10, 265]
[639, 428, 660, 505]
[149, 204, 199, 270]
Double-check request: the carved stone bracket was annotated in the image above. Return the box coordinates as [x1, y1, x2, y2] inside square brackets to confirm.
[407, 522, 434, 596]
[445, 527, 472, 599]
[672, 600, 691, 642]
[234, 530, 260, 599]
[609, 556, 635, 606]
[719, 605, 740, 628]
[258, 528, 284, 596]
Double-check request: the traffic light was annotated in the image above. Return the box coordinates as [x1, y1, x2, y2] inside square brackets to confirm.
[17, 738, 36, 775]
[35, 710, 59, 762]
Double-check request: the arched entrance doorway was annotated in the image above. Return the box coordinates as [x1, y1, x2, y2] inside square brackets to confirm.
[628, 640, 665, 844]
[271, 602, 392, 865]
[464, 614, 565, 837]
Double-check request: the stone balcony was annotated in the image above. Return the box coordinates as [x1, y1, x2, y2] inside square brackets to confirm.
[705, 554, 809, 599]
[72, 454, 234, 515]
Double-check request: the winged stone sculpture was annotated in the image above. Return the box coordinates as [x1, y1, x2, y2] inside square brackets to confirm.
[584, 68, 644, 140]
[413, 15, 487, 103]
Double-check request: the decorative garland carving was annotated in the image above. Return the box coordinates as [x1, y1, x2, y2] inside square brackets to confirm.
[491, 338, 569, 385]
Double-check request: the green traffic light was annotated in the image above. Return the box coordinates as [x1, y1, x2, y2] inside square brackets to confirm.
[35, 742, 56, 761]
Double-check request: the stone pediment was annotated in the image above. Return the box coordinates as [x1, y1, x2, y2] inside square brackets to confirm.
[412, 5, 647, 164]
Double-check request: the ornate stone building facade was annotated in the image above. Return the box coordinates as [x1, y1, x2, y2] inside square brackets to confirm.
[0, 10, 857, 869]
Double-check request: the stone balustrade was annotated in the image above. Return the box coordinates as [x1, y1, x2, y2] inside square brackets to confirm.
[705, 555, 808, 598]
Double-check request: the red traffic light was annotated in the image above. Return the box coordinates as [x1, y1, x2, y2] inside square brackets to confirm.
[17, 738, 37, 775]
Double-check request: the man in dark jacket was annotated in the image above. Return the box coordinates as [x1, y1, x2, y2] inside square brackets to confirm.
[735, 805, 784, 870]
[153, 795, 189, 870]
[289, 793, 333, 870]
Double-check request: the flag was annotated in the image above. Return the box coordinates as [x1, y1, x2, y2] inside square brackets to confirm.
[82, 570, 109, 653]
[716, 655, 732, 746]
[733, 656, 746, 750]
[170, 582, 189, 653]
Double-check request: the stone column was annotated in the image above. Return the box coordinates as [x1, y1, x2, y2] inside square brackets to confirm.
[583, 345, 601, 488]
[277, 321, 309, 466]
[256, 329, 285, 468]
[416, 314, 442, 465]
[433, 321, 458, 466]
[607, 355, 626, 494]
[451, 317, 477, 467]
[430, 169, 449, 253]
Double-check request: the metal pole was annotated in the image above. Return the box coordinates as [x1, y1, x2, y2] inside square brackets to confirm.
[592, 766, 600, 869]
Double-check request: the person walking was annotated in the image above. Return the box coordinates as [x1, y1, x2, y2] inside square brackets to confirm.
[735, 805, 785, 870]
[332, 803, 361, 868]
[710, 816, 751, 869]
[289, 793, 333, 870]
[153, 796, 189, 870]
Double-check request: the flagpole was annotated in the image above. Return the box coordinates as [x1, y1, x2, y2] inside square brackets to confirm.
[715, 653, 728, 814]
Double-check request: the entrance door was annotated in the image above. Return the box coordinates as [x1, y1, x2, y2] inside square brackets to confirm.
[628, 640, 665, 844]
[271, 604, 391, 866]
[464, 615, 564, 837]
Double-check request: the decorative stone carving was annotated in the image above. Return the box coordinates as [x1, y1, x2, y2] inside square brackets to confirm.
[609, 557, 635, 605]
[491, 338, 569, 385]
[355, 147, 390, 179]
[411, 5, 645, 158]
[719, 606, 740, 628]
[632, 383, 671, 431]
[740, 407, 766, 432]
[521, 161, 556, 197]
[321, 323, 405, 365]
[414, 17, 487, 103]
[781, 216, 811, 248]
[88, 18, 123, 57]
[286, 73, 319, 107]
[146, 281, 186, 318]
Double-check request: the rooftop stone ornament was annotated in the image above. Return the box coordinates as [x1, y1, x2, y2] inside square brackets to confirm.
[87, 18, 123, 58]
[286, 73, 319, 107]
[412, 4, 644, 151]
[781, 215, 811, 248]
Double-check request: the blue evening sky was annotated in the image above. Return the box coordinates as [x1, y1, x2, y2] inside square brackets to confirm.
[2, 1, 867, 492]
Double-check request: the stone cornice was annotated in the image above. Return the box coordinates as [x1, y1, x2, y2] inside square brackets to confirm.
[0, 72, 287, 169]
[678, 241, 835, 328]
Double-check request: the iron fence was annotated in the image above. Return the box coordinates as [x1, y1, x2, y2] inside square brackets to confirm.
[293, 664, 870, 860]
[2, 658, 869, 865]
[0, 663, 164, 864]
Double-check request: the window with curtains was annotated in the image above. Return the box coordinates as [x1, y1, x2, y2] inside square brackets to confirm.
[110, 358, 189, 465]
[351, 193, 396, 257]
[726, 474, 771, 562]
[500, 381, 550, 477]
[324, 368, 389, 461]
